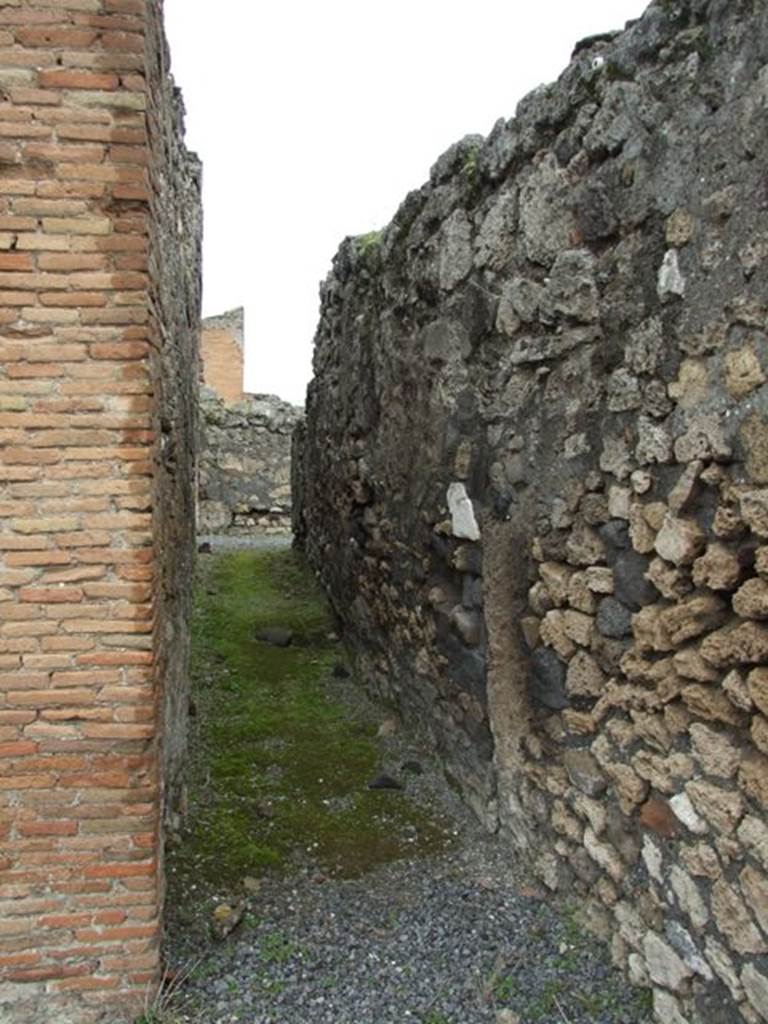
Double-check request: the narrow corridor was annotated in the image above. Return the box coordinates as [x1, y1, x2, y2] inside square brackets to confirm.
[156, 545, 652, 1024]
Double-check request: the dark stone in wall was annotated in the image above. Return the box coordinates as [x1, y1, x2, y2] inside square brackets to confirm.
[612, 550, 658, 609]
[530, 648, 569, 710]
[596, 597, 633, 639]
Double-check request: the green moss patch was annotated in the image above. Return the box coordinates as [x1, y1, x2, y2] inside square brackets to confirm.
[166, 548, 452, 908]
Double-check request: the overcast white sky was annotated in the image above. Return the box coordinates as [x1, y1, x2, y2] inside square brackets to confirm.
[163, 0, 648, 405]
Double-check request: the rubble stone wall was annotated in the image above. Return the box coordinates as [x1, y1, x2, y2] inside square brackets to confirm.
[0, 1, 201, 1021]
[198, 393, 301, 534]
[295, 1, 768, 1020]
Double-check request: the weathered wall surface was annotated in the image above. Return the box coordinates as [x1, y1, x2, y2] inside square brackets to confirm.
[200, 306, 244, 404]
[146, 0, 202, 827]
[0, 1, 201, 1022]
[199, 393, 301, 534]
[295, 1, 768, 1020]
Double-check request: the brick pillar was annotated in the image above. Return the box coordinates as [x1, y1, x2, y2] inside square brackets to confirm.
[201, 307, 245, 404]
[0, 2, 200, 1021]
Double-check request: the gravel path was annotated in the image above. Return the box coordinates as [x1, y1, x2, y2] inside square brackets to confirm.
[163, 541, 653, 1024]
[164, 745, 652, 1024]
[165, 835, 652, 1024]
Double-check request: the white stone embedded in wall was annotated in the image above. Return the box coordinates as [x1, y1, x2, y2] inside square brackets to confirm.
[447, 482, 480, 541]
[658, 249, 686, 299]
[669, 792, 708, 835]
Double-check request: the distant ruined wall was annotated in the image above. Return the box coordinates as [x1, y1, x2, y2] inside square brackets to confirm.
[200, 306, 244, 405]
[199, 393, 301, 534]
[0, 2, 201, 1022]
[295, 1, 768, 1021]
[197, 309, 301, 536]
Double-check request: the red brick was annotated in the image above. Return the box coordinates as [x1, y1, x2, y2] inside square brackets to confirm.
[39, 913, 91, 929]
[0, 775, 57, 790]
[100, 951, 154, 971]
[59, 771, 131, 788]
[0, 952, 40, 969]
[7, 87, 62, 107]
[16, 27, 100, 48]
[53, 975, 121, 991]
[6, 688, 97, 707]
[40, 291, 108, 307]
[0, 672, 51, 691]
[93, 909, 126, 925]
[74, 12, 143, 30]
[0, 253, 34, 271]
[41, 636, 93, 652]
[105, 0, 145, 13]
[7, 962, 92, 983]
[20, 587, 84, 604]
[82, 724, 154, 740]
[5, 551, 72, 567]
[0, 712, 36, 726]
[0, 216, 38, 232]
[38, 69, 119, 90]
[37, 253, 107, 271]
[100, 31, 144, 52]
[18, 821, 78, 837]
[0, 741, 37, 757]
[51, 670, 119, 687]
[76, 651, 152, 666]
[83, 862, 155, 880]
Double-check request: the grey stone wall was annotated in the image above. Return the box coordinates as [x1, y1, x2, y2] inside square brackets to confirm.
[146, 0, 203, 822]
[198, 394, 301, 534]
[295, 1, 768, 1020]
